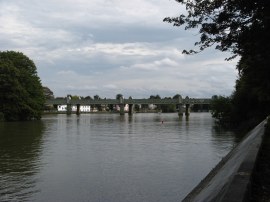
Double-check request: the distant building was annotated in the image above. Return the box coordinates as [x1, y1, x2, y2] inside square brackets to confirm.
[80, 105, 91, 112]
[58, 105, 67, 112]
[57, 105, 91, 112]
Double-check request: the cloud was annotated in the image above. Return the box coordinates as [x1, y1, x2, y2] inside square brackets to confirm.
[103, 84, 118, 89]
[0, 0, 238, 98]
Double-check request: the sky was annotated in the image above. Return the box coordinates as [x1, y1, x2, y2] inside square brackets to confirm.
[0, 0, 238, 99]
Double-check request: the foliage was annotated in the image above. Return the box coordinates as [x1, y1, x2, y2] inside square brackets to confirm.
[93, 95, 102, 111]
[173, 94, 182, 99]
[84, 96, 93, 100]
[71, 95, 81, 100]
[165, 1, 270, 126]
[149, 95, 161, 99]
[94, 95, 101, 100]
[116, 94, 123, 100]
[149, 95, 161, 110]
[43, 86, 54, 99]
[0, 51, 45, 121]
[210, 95, 232, 124]
[192, 104, 209, 112]
[108, 104, 114, 111]
[164, 0, 269, 60]
[134, 104, 140, 112]
[160, 104, 176, 113]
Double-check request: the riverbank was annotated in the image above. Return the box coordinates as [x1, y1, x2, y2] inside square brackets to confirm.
[250, 118, 270, 201]
[182, 118, 267, 201]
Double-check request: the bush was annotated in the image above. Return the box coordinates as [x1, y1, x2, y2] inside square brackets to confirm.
[0, 112, 4, 121]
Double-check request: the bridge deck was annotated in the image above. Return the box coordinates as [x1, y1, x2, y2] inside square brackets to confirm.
[45, 98, 212, 105]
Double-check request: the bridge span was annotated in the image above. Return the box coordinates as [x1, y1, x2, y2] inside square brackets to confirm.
[45, 95, 212, 116]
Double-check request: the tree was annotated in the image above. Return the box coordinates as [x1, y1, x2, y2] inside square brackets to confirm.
[173, 94, 182, 99]
[84, 96, 93, 100]
[160, 104, 176, 113]
[93, 95, 102, 111]
[149, 95, 161, 110]
[210, 95, 232, 124]
[165, 1, 270, 126]
[43, 86, 54, 100]
[0, 51, 45, 121]
[149, 95, 161, 99]
[116, 94, 123, 100]
[134, 104, 140, 112]
[164, 0, 269, 59]
[71, 95, 81, 100]
[94, 95, 101, 100]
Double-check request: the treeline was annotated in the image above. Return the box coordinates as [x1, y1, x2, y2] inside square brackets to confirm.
[210, 16, 270, 128]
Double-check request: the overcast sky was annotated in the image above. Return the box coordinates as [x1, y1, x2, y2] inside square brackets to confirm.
[0, 0, 238, 98]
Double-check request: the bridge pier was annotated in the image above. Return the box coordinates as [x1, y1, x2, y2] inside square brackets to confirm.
[128, 104, 133, 115]
[76, 104, 80, 115]
[120, 104, 125, 115]
[67, 104, 72, 115]
[178, 104, 184, 117]
[185, 104, 190, 116]
[66, 95, 72, 115]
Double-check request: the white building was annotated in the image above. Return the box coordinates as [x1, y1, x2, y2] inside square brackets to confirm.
[80, 105, 91, 112]
[57, 105, 91, 112]
[58, 105, 67, 112]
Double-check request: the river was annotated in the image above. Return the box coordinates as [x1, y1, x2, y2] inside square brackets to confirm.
[0, 113, 239, 202]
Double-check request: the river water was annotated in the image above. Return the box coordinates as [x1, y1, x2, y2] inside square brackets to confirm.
[0, 113, 239, 202]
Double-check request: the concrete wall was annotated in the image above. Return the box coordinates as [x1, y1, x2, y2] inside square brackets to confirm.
[183, 119, 267, 202]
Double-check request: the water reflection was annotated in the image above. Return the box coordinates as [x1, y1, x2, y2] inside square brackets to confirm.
[210, 123, 241, 159]
[0, 121, 44, 201]
[0, 113, 240, 202]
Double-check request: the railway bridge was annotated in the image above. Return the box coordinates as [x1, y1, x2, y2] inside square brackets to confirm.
[45, 95, 212, 116]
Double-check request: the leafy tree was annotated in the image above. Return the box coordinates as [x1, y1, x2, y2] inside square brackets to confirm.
[164, 0, 269, 59]
[161, 104, 176, 113]
[43, 86, 54, 100]
[108, 104, 114, 111]
[94, 95, 101, 100]
[192, 104, 209, 112]
[84, 96, 93, 100]
[0, 51, 45, 121]
[116, 94, 123, 100]
[93, 95, 102, 111]
[71, 95, 81, 100]
[149, 95, 161, 110]
[43, 86, 54, 111]
[149, 95, 161, 99]
[210, 95, 232, 124]
[134, 104, 140, 112]
[165, 1, 270, 126]
[173, 94, 182, 99]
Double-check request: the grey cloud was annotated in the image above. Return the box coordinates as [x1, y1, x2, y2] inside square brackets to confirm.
[0, 0, 238, 98]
